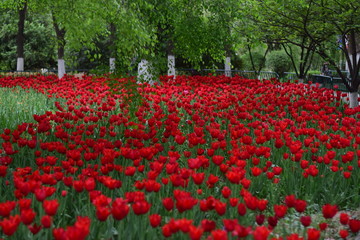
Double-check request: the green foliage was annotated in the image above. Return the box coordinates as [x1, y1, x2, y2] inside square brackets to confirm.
[266, 50, 292, 78]
[0, 0, 268, 74]
[246, 0, 360, 93]
[241, 50, 266, 71]
[0, 9, 56, 70]
[173, 0, 241, 68]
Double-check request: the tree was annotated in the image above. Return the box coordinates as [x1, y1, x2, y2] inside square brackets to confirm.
[96, 0, 154, 75]
[171, 0, 241, 74]
[1, 0, 29, 71]
[32, 0, 107, 78]
[206, 0, 242, 76]
[16, 0, 27, 71]
[248, 0, 360, 107]
[232, 5, 274, 75]
[0, 7, 56, 70]
[281, 40, 315, 81]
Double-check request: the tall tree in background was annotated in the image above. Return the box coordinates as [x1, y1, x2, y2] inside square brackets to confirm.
[51, 12, 66, 78]
[16, 0, 27, 71]
[207, 0, 240, 77]
[37, 0, 107, 78]
[1, 0, 29, 71]
[232, 2, 272, 76]
[244, 0, 317, 80]
[0, 8, 56, 70]
[98, 0, 153, 74]
[172, 0, 239, 72]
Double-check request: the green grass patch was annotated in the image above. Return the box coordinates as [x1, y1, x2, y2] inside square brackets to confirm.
[0, 87, 61, 130]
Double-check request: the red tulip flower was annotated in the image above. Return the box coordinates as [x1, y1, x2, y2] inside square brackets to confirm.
[149, 214, 162, 227]
[322, 204, 338, 219]
[112, 198, 129, 220]
[20, 209, 36, 225]
[43, 199, 60, 216]
[0, 215, 21, 236]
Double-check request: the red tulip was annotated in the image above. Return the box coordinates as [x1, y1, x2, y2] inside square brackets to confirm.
[307, 228, 320, 240]
[349, 219, 360, 233]
[149, 214, 161, 227]
[41, 215, 52, 228]
[112, 198, 129, 220]
[339, 213, 349, 225]
[210, 229, 228, 240]
[294, 199, 307, 213]
[300, 216, 312, 227]
[20, 209, 36, 225]
[201, 219, 216, 232]
[322, 204, 338, 219]
[0, 215, 21, 236]
[43, 199, 59, 216]
[253, 226, 271, 240]
[28, 223, 42, 235]
[132, 200, 151, 215]
[189, 225, 203, 240]
[0, 201, 16, 217]
[339, 229, 348, 239]
[274, 205, 287, 218]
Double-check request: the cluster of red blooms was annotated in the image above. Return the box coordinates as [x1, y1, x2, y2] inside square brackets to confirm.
[0, 74, 359, 239]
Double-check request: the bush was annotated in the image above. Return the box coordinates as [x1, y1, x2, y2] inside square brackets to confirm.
[241, 51, 266, 71]
[266, 50, 292, 78]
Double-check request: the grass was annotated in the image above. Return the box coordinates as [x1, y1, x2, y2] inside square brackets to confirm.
[0, 87, 62, 130]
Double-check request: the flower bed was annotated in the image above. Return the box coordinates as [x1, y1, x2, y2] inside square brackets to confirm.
[0, 75, 359, 239]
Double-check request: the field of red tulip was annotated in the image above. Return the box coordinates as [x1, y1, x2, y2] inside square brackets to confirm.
[0, 74, 360, 239]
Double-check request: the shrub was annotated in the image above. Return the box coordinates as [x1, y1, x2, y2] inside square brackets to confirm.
[266, 50, 292, 78]
[241, 51, 266, 71]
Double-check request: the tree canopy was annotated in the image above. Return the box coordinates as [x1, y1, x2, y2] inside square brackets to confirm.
[247, 0, 360, 94]
[0, 0, 359, 92]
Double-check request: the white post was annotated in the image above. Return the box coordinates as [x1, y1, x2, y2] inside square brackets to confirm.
[138, 59, 154, 85]
[167, 54, 176, 77]
[225, 56, 231, 77]
[17, 58, 24, 72]
[349, 92, 359, 108]
[109, 58, 116, 73]
[58, 59, 66, 79]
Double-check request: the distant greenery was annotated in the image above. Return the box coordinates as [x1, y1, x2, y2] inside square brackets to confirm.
[266, 50, 292, 78]
[0, 9, 56, 70]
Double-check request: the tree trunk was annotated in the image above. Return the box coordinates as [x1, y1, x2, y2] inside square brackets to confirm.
[16, 1, 27, 72]
[52, 14, 66, 79]
[109, 23, 116, 73]
[282, 41, 315, 80]
[346, 31, 360, 108]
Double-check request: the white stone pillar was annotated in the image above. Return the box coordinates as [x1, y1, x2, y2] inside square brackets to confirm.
[17, 58, 24, 72]
[109, 58, 116, 73]
[167, 54, 176, 77]
[58, 59, 66, 79]
[225, 56, 231, 77]
[349, 92, 359, 108]
[138, 59, 154, 85]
